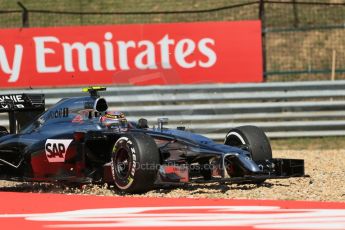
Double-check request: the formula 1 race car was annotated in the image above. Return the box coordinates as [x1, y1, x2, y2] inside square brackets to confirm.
[0, 87, 304, 193]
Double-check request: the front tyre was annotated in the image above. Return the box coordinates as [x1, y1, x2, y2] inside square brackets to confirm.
[224, 125, 272, 184]
[111, 133, 159, 193]
[225, 125, 272, 161]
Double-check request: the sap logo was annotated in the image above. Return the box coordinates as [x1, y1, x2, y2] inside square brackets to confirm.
[45, 139, 72, 163]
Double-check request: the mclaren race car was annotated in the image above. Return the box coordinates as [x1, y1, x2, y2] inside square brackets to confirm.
[0, 87, 304, 193]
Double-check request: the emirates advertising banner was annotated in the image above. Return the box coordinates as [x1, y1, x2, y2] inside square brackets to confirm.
[0, 21, 262, 88]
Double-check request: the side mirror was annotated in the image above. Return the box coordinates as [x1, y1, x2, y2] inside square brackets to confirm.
[137, 118, 149, 129]
[157, 117, 168, 130]
[0, 126, 9, 137]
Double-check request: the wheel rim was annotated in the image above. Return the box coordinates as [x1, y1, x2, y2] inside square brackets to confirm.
[224, 156, 235, 176]
[114, 148, 132, 180]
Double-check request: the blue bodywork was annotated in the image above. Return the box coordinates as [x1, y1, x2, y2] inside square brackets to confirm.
[0, 90, 304, 187]
[144, 128, 261, 174]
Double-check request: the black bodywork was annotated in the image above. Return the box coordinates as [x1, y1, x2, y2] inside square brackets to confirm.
[0, 89, 304, 191]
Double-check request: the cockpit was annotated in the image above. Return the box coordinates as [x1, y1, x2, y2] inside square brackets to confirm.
[99, 111, 128, 130]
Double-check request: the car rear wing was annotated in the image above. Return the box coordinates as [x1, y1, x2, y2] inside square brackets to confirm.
[0, 94, 45, 134]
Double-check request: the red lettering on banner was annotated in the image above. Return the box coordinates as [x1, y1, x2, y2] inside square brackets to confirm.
[0, 21, 262, 88]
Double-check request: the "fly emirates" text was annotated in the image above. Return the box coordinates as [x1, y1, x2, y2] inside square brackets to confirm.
[0, 32, 217, 83]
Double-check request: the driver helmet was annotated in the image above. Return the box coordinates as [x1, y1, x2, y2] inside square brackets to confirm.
[100, 111, 128, 129]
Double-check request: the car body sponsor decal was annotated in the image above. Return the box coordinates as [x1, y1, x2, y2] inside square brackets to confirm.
[45, 139, 72, 163]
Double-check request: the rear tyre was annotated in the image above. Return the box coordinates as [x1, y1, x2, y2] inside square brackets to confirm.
[111, 133, 159, 193]
[224, 125, 272, 184]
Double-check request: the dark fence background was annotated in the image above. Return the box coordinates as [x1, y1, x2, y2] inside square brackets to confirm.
[1, 0, 344, 81]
